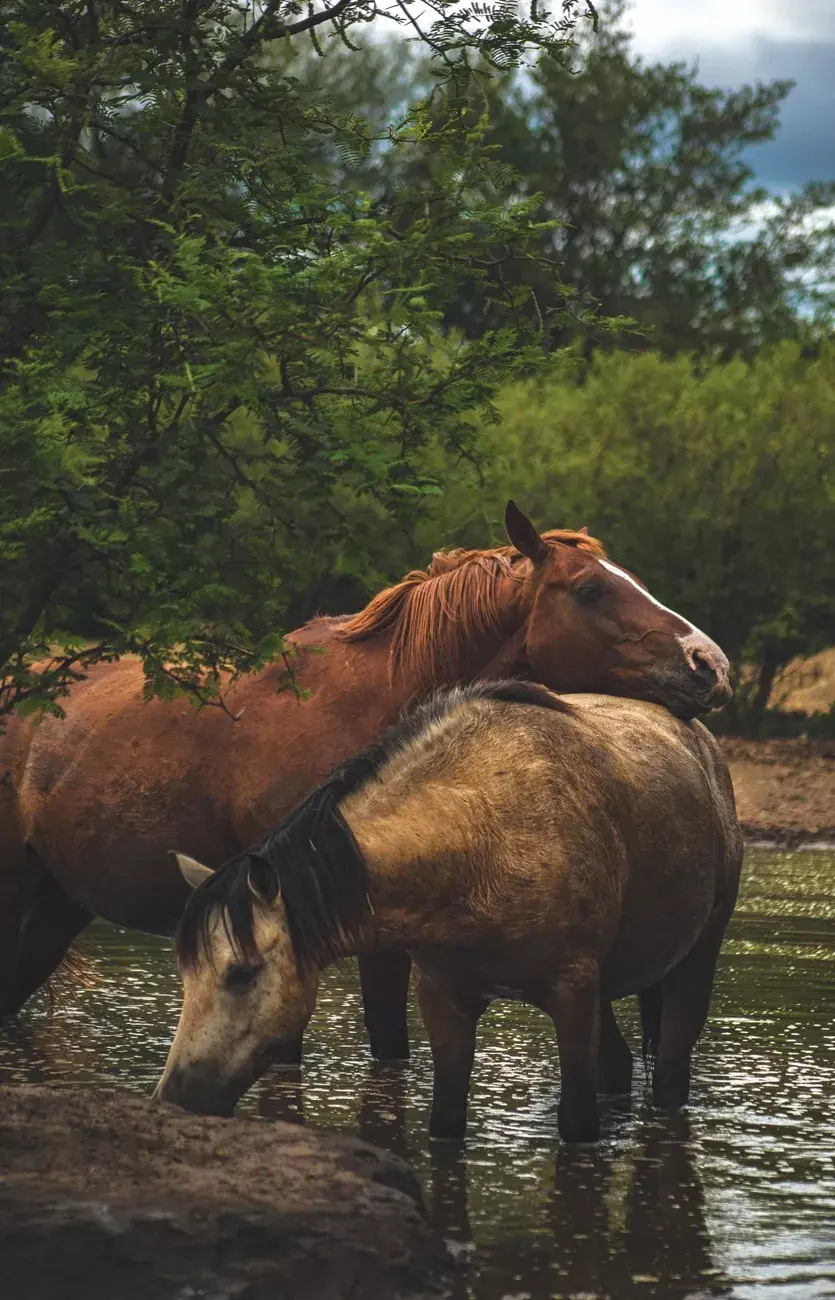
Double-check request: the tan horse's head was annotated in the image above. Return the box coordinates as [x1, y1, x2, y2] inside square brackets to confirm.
[154, 853, 319, 1116]
[502, 503, 731, 719]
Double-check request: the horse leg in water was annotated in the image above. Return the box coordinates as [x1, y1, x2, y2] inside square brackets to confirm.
[0, 848, 92, 1016]
[359, 949, 412, 1062]
[414, 968, 487, 1140]
[540, 957, 601, 1143]
[647, 911, 728, 1110]
[598, 997, 633, 1095]
[639, 981, 663, 1074]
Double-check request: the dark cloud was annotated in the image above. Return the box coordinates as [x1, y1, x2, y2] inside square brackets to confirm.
[693, 39, 835, 190]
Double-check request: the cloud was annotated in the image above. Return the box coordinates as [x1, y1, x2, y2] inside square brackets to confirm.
[626, 1, 835, 188]
[627, 0, 835, 57]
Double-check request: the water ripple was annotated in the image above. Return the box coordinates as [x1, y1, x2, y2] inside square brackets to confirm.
[1, 847, 834, 1298]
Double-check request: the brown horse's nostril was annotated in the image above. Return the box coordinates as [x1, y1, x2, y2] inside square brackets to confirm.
[690, 647, 718, 681]
[679, 633, 732, 706]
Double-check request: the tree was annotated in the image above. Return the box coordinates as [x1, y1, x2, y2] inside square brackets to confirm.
[0, 0, 598, 722]
[337, 1, 835, 354]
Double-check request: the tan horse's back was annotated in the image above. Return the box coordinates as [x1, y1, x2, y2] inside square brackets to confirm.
[562, 696, 741, 997]
[349, 694, 741, 1002]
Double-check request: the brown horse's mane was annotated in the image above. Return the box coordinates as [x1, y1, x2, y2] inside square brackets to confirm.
[331, 529, 605, 688]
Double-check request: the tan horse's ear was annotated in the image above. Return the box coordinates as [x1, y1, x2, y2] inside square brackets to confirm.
[247, 855, 280, 906]
[174, 853, 214, 890]
[577, 525, 590, 536]
[504, 500, 549, 565]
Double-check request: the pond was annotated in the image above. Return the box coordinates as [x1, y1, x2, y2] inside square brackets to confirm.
[1, 845, 834, 1299]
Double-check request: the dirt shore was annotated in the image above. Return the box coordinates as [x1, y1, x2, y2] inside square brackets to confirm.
[0, 1085, 450, 1300]
[719, 737, 835, 845]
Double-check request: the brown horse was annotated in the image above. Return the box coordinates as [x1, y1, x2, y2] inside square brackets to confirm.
[0, 502, 730, 1060]
[155, 680, 742, 1143]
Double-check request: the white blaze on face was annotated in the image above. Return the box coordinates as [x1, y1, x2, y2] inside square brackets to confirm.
[599, 560, 703, 641]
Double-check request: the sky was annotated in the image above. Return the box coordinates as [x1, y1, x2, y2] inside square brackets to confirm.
[625, 0, 835, 191]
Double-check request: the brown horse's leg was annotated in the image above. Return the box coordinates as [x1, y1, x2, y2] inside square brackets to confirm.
[542, 957, 601, 1143]
[358, 949, 412, 1062]
[414, 969, 486, 1141]
[598, 997, 633, 1095]
[0, 852, 92, 1017]
[651, 913, 728, 1111]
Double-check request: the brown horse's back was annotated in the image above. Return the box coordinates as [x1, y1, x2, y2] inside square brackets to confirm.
[0, 634, 397, 933]
[1, 660, 234, 929]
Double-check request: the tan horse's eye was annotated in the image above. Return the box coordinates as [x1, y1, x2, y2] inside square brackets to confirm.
[225, 962, 260, 991]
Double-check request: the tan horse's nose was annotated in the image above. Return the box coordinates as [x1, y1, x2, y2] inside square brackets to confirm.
[680, 633, 732, 705]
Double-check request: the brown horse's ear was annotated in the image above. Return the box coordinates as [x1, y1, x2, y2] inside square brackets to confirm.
[504, 500, 549, 565]
[577, 525, 590, 536]
[247, 855, 280, 906]
[174, 852, 214, 891]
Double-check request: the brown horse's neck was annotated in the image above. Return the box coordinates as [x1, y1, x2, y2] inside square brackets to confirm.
[302, 571, 532, 703]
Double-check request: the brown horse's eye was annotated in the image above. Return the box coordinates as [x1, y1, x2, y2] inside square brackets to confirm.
[225, 962, 260, 991]
[574, 582, 606, 605]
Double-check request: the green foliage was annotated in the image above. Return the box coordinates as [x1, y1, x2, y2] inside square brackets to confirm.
[0, 0, 599, 721]
[424, 342, 835, 724]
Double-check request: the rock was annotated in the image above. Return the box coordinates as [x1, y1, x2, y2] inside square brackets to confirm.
[0, 1084, 450, 1300]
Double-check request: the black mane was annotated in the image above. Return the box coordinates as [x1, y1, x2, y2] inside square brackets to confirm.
[176, 679, 569, 973]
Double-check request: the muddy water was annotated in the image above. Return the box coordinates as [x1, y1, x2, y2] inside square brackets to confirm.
[1, 846, 834, 1299]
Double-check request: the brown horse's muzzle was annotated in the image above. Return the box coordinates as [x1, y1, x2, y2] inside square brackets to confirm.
[679, 632, 732, 709]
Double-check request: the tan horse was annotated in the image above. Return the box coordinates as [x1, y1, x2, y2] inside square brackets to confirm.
[156, 680, 742, 1143]
[0, 503, 730, 1060]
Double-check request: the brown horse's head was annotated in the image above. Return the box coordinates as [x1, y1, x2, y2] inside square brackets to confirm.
[504, 502, 730, 720]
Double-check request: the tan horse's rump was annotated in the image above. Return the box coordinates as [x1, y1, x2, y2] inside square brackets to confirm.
[158, 683, 742, 1143]
[0, 504, 730, 1046]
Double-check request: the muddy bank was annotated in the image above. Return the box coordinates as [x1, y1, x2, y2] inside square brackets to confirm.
[0, 1084, 450, 1300]
[719, 737, 835, 845]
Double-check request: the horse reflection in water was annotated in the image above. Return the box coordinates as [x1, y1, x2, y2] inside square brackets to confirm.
[354, 1065, 730, 1299]
[428, 1113, 731, 1299]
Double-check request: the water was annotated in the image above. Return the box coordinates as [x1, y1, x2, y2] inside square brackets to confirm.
[1, 846, 834, 1299]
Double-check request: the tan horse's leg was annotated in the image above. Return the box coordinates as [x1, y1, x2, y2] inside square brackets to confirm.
[598, 997, 633, 1095]
[541, 957, 602, 1143]
[0, 850, 92, 1016]
[414, 969, 487, 1140]
[358, 949, 412, 1062]
[650, 911, 729, 1110]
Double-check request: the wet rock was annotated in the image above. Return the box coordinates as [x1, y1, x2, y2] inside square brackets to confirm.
[0, 1084, 450, 1300]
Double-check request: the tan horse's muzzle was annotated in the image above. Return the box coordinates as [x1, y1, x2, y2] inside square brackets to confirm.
[153, 1062, 239, 1117]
